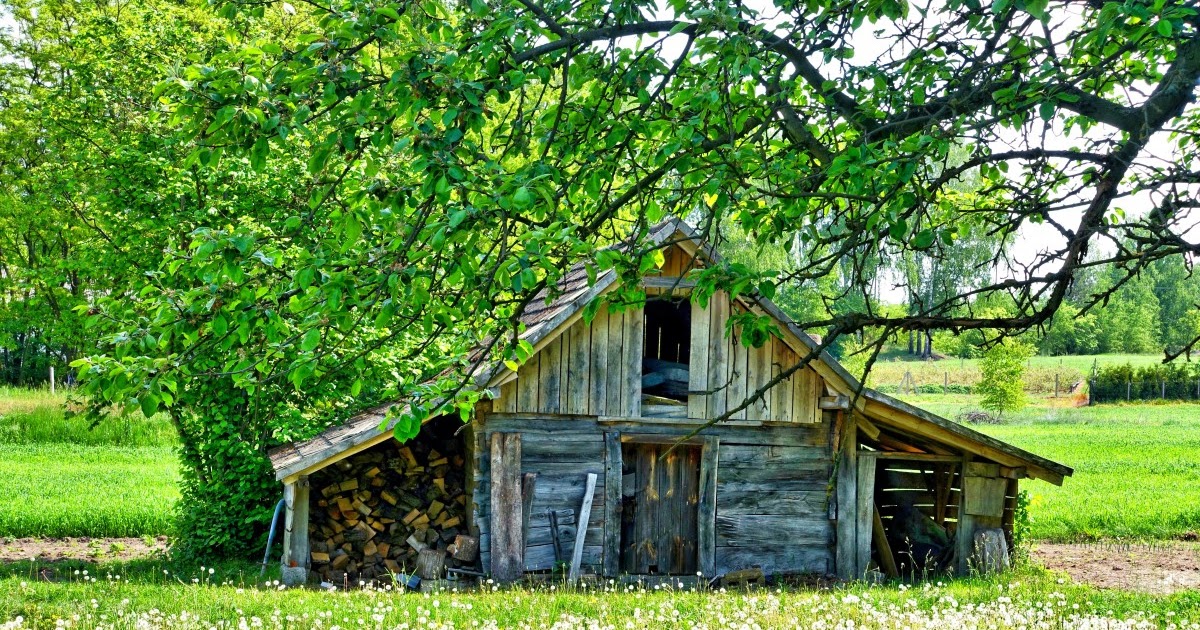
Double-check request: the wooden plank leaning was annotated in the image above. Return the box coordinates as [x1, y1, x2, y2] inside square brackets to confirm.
[568, 473, 598, 582]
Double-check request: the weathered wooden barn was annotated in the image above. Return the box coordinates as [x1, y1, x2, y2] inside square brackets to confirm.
[268, 218, 1072, 586]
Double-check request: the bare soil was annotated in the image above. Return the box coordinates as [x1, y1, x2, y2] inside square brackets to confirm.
[0, 536, 168, 563]
[1034, 541, 1200, 594]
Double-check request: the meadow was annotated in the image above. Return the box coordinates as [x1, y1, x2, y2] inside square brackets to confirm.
[0, 388, 179, 538]
[2, 381, 1200, 627]
[1, 559, 1199, 629]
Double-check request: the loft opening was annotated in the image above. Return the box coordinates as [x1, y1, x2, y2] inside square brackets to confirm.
[642, 297, 691, 403]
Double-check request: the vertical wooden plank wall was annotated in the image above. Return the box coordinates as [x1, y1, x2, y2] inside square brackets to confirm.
[689, 301, 824, 424]
[281, 476, 310, 572]
[855, 453, 877, 576]
[602, 432, 622, 577]
[496, 305, 643, 418]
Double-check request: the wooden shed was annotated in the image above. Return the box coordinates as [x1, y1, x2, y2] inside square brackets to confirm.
[268, 218, 1072, 585]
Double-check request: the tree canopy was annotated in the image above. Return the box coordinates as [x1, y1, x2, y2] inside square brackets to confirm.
[4, 0, 1200, 555]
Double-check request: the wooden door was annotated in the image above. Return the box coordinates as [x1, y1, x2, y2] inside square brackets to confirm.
[620, 442, 701, 575]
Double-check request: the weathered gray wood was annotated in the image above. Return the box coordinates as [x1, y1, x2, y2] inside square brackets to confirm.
[964, 476, 1008, 518]
[517, 353, 540, 412]
[521, 472, 538, 558]
[771, 341, 794, 423]
[688, 299, 710, 419]
[955, 455, 974, 576]
[719, 461, 830, 485]
[489, 432, 523, 582]
[729, 323, 748, 420]
[605, 307, 625, 416]
[856, 452, 877, 578]
[966, 462, 1001, 478]
[498, 380, 517, 413]
[484, 414, 828, 448]
[281, 476, 311, 573]
[747, 341, 772, 421]
[718, 444, 827, 466]
[708, 292, 729, 417]
[714, 514, 831, 546]
[698, 436, 718, 577]
[622, 306, 644, 417]
[567, 319, 591, 415]
[715, 546, 831, 576]
[524, 543, 604, 572]
[569, 473, 598, 581]
[589, 307, 610, 416]
[835, 417, 857, 580]
[538, 336, 562, 414]
[716, 489, 828, 515]
[522, 436, 605, 463]
[603, 432, 622, 577]
[870, 452, 962, 463]
[641, 276, 698, 289]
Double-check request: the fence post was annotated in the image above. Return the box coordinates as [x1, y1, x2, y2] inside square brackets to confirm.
[1088, 380, 1094, 405]
[1126, 381, 1131, 401]
[1162, 380, 1166, 400]
[944, 372, 948, 395]
[1054, 373, 1059, 398]
[49, 366, 55, 395]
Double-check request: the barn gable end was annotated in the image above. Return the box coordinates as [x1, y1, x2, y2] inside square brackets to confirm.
[269, 218, 1072, 586]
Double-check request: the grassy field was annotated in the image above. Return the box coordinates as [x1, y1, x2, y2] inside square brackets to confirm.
[0, 388, 179, 538]
[864, 352, 1167, 395]
[904, 395, 1200, 541]
[0, 559, 1198, 628]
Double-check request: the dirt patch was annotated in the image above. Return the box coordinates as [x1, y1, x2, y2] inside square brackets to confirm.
[0, 536, 168, 563]
[1035, 541, 1200, 594]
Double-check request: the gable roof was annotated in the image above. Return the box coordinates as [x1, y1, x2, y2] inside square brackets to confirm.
[268, 218, 1072, 485]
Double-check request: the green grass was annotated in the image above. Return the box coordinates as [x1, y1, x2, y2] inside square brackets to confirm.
[865, 352, 1167, 394]
[0, 560, 1198, 628]
[0, 391, 179, 538]
[899, 395, 1200, 542]
[0, 444, 179, 538]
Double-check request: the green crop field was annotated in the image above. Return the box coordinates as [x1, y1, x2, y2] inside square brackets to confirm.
[864, 352, 1168, 395]
[0, 389, 179, 538]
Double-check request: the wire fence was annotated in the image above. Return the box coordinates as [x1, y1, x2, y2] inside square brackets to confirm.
[1088, 379, 1200, 404]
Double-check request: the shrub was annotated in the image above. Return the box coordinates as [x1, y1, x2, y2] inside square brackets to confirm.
[977, 340, 1033, 418]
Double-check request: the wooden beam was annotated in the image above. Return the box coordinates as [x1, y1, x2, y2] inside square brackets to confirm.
[854, 413, 881, 440]
[568, 473, 597, 582]
[835, 416, 857, 580]
[641, 277, 697, 289]
[489, 432, 524, 582]
[864, 398, 1067, 485]
[855, 452, 876, 577]
[602, 432, 622, 577]
[820, 395, 851, 410]
[866, 452, 961, 463]
[698, 436, 719, 578]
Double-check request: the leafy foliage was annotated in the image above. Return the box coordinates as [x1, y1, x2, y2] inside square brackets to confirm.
[977, 341, 1033, 417]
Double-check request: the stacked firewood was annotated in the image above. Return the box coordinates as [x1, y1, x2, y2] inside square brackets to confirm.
[306, 427, 476, 585]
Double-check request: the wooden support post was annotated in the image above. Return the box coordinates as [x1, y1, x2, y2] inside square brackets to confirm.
[698, 436, 719, 577]
[602, 432, 622, 577]
[855, 452, 876, 577]
[281, 476, 310, 581]
[489, 432, 524, 582]
[568, 473, 597, 582]
[955, 455, 975, 576]
[835, 415, 858, 580]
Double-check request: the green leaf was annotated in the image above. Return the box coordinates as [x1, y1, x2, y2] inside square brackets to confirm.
[912, 229, 935, 249]
[513, 186, 533, 207]
[301, 327, 321, 352]
[140, 393, 160, 418]
[1156, 20, 1173, 37]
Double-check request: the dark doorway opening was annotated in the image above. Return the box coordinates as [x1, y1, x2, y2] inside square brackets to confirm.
[642, 299, 691, 401]
[619, 441, 701, 575]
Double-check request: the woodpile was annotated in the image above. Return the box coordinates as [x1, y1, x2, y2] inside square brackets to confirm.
[306, 422, 475, 585]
